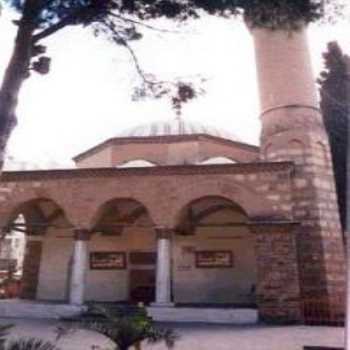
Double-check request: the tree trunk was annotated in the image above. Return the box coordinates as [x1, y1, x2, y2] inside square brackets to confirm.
[0, 24, 34, 170]
[0, 1, 41, 171]
[345, 53, 350, 350]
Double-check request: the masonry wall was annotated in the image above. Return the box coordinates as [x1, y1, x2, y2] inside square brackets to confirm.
[75, 147, 112, 168]
[75, 137, 259, 168]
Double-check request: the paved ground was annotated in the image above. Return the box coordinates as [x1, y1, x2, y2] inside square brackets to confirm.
[0, 318, 344, 350]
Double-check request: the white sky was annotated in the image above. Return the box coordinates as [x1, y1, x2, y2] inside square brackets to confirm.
[0, 7, 349, 167]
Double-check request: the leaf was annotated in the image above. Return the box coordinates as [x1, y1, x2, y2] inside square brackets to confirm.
[6, 338, 60, 350]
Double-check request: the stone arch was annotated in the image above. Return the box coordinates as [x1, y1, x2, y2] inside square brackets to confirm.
[172, 194, 257, 305]
[87, 197, 157, 303]
[89, 197, 154, 231]
[289, 139, 304, 153]
[175, 195, 248, 234]
[1, 194, 74, 232]
[1, 196, 74, 300]
[166, 179, 276, 228]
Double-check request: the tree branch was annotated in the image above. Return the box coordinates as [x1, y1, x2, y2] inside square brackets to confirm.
[103, 19, 164, 86]
[107, 11, 181, 33]
[32, 15, 76, 42]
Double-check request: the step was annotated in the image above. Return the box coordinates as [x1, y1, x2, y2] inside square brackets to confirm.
[146, 306, 258, 324]
[0, 300, 85, 319]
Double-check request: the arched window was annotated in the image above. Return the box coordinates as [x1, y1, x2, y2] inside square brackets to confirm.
[198, 157, 237, 165]
[117, 159, 157, 168]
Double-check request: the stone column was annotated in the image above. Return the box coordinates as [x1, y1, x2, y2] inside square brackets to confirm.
[248, 23, 345, 313]
[250, 222, 302, 324]
[152, 227, 173, 307]
[69, 229, 90, 305]
[21, 235, 43, 300]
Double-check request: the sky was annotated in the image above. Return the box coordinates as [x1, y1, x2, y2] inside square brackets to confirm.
[0, 6, 349, 168]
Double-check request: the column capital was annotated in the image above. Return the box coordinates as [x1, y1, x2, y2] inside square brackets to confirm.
[73, 229, 91, 241]
[155, 227, 174, 239]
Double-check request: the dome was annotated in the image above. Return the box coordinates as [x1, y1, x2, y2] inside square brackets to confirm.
[117, 117, 240, 142]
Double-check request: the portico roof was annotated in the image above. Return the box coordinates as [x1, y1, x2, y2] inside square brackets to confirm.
[0, 161, 294, 182]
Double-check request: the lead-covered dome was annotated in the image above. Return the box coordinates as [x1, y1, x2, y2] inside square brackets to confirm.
[117, 117, 240, 142]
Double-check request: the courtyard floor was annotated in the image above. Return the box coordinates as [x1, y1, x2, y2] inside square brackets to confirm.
[0, 318, 344, 350]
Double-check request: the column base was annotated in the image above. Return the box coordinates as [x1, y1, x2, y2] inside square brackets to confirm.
[150, 302, 175, 308]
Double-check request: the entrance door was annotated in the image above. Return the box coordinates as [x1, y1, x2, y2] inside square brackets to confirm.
[129, 251, 156, 304]
[129, 269, 155, 304]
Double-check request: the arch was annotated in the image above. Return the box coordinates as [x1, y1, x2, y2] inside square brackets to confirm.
[175, 195, 248, 235]
[87, 197, 157, 303]
[117, 159, 158, 168]
[168, 179, 276, 228]
[289, 139, 304, 153]
[3, 197, 72, 234]
[89, 197, 154, 234]
[198, 157, 237, 165]
[172, 194, 257, 305]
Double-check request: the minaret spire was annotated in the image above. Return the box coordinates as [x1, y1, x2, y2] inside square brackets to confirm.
[248, 22, 345, 321]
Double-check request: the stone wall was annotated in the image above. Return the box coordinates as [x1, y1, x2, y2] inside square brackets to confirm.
[74, 135, 259, 168]
[252, 225, 301, 323]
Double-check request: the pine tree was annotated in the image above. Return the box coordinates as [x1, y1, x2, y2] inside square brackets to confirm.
[318, 41, 350, 234]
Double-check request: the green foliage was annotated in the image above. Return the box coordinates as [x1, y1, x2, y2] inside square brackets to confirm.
[318, 41, 350, 234]
[5, 339, 60, 350]
[73, 304, 178, 350]
[0, 325, 13, 350]
[3, 0, 345, 34]
[0, 325, 59, 350]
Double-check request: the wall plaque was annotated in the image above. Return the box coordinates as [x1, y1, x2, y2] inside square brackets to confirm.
[195, 251, 233, 268]
[90, 252, 126, 270]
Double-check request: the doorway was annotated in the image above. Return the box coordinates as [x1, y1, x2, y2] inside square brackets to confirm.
[129, 251, 156, 304]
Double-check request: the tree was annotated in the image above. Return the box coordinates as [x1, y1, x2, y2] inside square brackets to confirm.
[0, 0, 344, 171]
[62, 304, 178, 350]
[318, 41, 350, 237]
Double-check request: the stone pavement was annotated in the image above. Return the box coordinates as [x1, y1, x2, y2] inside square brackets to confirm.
[0, 318, 344, 350]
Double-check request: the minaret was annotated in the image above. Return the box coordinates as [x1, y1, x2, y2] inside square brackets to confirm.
[249, 24, 345, 312]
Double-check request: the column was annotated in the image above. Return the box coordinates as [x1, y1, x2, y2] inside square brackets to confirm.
[152, 227, 173, 307]
[69, 229, 89, 305]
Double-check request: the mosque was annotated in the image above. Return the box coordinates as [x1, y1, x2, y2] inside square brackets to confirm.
[0, 24, 345, 324]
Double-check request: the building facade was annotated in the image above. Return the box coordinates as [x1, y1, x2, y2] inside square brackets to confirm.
[0, 24, 345, 323]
